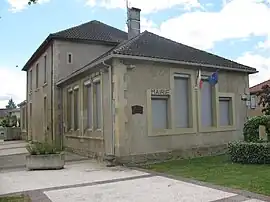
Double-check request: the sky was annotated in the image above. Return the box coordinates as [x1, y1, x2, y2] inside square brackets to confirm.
[0, 0, 270, 108]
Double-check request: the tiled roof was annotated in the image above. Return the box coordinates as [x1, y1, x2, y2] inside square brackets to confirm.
[22, 20, 127, 71]
[52, 20, 127, 43]
[250, 79, 270, 94]
[57, 30, 258, 86]
[113, 31, 257, 72]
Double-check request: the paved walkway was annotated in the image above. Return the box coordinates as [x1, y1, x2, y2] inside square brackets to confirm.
[0, 141, 269, 202]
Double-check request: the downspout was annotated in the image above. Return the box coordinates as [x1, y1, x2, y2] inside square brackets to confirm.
[102, 61, 115, 156]
[50, 43, 54, 143]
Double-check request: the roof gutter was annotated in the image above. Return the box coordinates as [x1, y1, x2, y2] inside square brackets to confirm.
[112, 54, 258, 74]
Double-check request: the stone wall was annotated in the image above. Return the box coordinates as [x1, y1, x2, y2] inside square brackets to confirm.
[116, 144, 228, 166]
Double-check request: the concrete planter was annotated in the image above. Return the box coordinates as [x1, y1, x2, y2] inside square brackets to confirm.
[26, 153, 65, 170]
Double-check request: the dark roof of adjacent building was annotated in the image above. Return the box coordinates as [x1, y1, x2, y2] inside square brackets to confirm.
[113, 31, 256, 72]
[250, 79, 270, 94]
[22, 20, 127, 71]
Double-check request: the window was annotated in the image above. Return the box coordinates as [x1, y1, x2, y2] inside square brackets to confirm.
[30, 103, 32, 118]
[201, 79, 213, 127]
[94, 82, 101, 129]
[29, 70, 32, 90]
[67, 91, 72, 131]
[86, 84, 92, 129]
[219, 97, 231, 126]
[44, 96, 47, 129]
[73, 89, 79, 130]
[22, 107, 26, 130]
[29, 102, 32, 130]
[174, 75, 190, 128]
[36, 63, 39, 88]
[44, 55, 47, 83]
[67, 53, 73, 64]
[151, 98, 168, 129]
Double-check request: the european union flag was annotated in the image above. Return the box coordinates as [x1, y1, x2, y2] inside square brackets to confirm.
[209, 71, 218, 85]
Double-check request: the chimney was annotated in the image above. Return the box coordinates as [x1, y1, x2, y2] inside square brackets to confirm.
[127, 7, 141, 39]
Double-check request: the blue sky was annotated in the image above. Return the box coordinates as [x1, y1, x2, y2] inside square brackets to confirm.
[0, 0, 270, 107]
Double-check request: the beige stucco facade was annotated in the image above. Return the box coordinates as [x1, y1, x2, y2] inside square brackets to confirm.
[26, 40, 114, 146]
[58, 57, 250, 164]
[24, 36, 251, 164]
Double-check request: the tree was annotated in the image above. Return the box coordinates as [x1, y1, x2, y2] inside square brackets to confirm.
[257, 84, 270, 115]
[6, 98, 16, 109]
[28, 0, 38, 5]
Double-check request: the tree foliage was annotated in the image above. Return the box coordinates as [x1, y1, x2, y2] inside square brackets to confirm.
[28, 0, 38, 5]
[258, 84, 270, 115]
[0, 114, 17, 127]
[6, 98, 16, 109]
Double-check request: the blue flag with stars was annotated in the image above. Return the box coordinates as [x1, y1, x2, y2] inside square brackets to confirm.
[208, 71, 218, 85]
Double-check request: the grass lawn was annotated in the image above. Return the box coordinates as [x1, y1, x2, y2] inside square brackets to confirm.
[0, 195, 31, 202]
[145, 155, 270, 196]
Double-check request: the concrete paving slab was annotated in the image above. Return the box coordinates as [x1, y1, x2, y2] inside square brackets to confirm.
[0, 154, 26, 170]
[0, 147, 28, 156]
[0, 162, 148, 195]
[0, 141, 26, 145]
[44, 176, 236, 202]
[245, 199, 266, 202]
[0, 142, 27, 150]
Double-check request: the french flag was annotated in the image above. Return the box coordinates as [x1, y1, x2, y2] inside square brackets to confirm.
[197, 69, 203, 89]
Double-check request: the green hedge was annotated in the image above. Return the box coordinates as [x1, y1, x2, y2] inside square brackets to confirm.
[243, 115, 270, 142]
[228, 141, 270, 164]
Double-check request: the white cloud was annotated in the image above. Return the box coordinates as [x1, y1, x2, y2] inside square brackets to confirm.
[136, 0, 270, 50]
[236, 52, 270, 87]
[257, 35, 270, 49]
[7, 0, 50, 12]
[85, 0, 201, 13]
[0, 67, 26, 108]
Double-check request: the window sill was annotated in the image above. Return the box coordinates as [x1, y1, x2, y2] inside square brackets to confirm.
[199, 126, 237, 133]
[65, 135, 103, 141]
[149, 128, 196, 137]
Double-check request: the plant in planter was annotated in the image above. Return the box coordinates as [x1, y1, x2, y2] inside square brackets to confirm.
[26, 142, 65, 170]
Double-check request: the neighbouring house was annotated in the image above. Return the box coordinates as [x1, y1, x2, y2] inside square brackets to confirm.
[0, 108, 21, 140]
[22, 7, 258, 164]
[0, 108, 20, 121]
[248, 79, 270, 117]
[18, 100, 28, 140]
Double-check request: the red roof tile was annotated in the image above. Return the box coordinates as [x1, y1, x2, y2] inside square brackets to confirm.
[250, 79, 270, 94]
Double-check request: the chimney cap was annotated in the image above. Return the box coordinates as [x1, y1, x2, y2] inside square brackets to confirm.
[130, 7, 141, 12]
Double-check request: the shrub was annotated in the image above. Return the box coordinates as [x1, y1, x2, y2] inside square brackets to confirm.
[243, 115, 270, 142]
[26, 142, 60, 155]
[228, 141, 270, 164]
